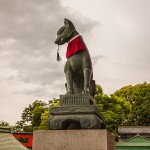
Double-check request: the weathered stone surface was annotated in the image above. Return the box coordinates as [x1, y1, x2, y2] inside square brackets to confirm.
[47, 114, 104, 130]
[47, 94, 106, 130]
[51, 105, 105, 121]
[60, 94, 95, 105]
[32, 129, 116, 150]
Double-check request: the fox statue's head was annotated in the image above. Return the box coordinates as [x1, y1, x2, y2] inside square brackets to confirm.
[55, 18, 78, 45]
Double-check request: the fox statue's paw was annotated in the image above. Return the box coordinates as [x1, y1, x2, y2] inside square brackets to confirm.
[82, 89, 90, 94]
[66, 90, 73, 94]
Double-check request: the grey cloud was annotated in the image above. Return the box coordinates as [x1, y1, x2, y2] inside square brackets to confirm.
[15, 79, 66, 97]
[92, 54, 104, 66]
[0, 0, 100, 124]
[0, 0, 98, 98]
[71, 17, 100, 34]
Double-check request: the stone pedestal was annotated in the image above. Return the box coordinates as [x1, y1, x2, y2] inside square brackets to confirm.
[32, 129, 115, 150]
[47, 94, 106, 130]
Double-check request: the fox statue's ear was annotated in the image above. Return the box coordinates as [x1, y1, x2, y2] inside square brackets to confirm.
[64, 18, 69, 25]
[64, 18, 75, 30]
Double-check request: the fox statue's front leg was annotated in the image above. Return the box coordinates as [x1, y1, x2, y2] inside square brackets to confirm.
[82, 68, 92, 94]
[65, 70, 73, 94]
[64, 61, 73, 94]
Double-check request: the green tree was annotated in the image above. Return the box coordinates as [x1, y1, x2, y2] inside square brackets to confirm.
[13, 120, 24, 131]
[13, 100, 47, 131]
[114, 82, 150, 126]
[38, 110, 49, 130]
[37, 99, 60, 130]
[13, 82, 150, 134]
[94, 85, 131, 136]
[14, 99, 60, 131]
[32, 106, 46, 130]
[21, 100, 47, 123]
[0, 120, 10, 126]
[48, 98, 60, 107]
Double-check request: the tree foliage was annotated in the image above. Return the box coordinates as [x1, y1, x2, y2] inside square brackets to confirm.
[0, 120, 10, 126]
[13, 82, 150, 134]
[13, 99, 60, 131]
[38, 110, 49, 130]
[95, 83, 150, 135]
[13, 120, 24, 131]
[21, 100, 47, 123]
[32, 106, 47, 130]
[114, 82, 150, 126]
[94, 85, 131, 135]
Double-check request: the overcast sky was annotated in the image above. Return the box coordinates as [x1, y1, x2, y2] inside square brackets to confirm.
[0, 0, 150, 125]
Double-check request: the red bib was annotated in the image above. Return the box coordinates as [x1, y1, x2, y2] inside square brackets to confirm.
[66, 35, 86, 58]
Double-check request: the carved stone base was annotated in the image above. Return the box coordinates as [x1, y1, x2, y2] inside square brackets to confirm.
[51, 105, 105, 121]
[47, 114, 105, 130]
[47, 94, 106, 130]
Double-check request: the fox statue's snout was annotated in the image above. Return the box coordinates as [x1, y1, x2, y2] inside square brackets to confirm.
[54, 18, 77, 45]
[54, 26, 66, 45]
[54, 31, 65, 45]
[54, 36, 63, 45]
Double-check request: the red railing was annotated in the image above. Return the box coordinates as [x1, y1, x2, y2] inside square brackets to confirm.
[13, 132, 33, 148]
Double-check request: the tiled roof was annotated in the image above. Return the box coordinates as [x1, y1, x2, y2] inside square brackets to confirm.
[0, 126, 11, 133]
[0, 132, 28, 150]
[118, 126, 150, 134]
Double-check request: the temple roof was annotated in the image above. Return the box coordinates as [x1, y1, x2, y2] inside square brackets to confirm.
[118, 126, 150, 134]
[116, 135, 150, 147]
[0, 126, 28, 150]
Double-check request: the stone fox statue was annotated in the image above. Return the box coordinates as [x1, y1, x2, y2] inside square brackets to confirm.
[55, 18, 95, 96]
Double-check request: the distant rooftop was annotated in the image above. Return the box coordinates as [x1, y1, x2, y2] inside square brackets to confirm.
[0, 132, 28, 150]
[118, 126, 150, 134]
[0, 126, 11, 133]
